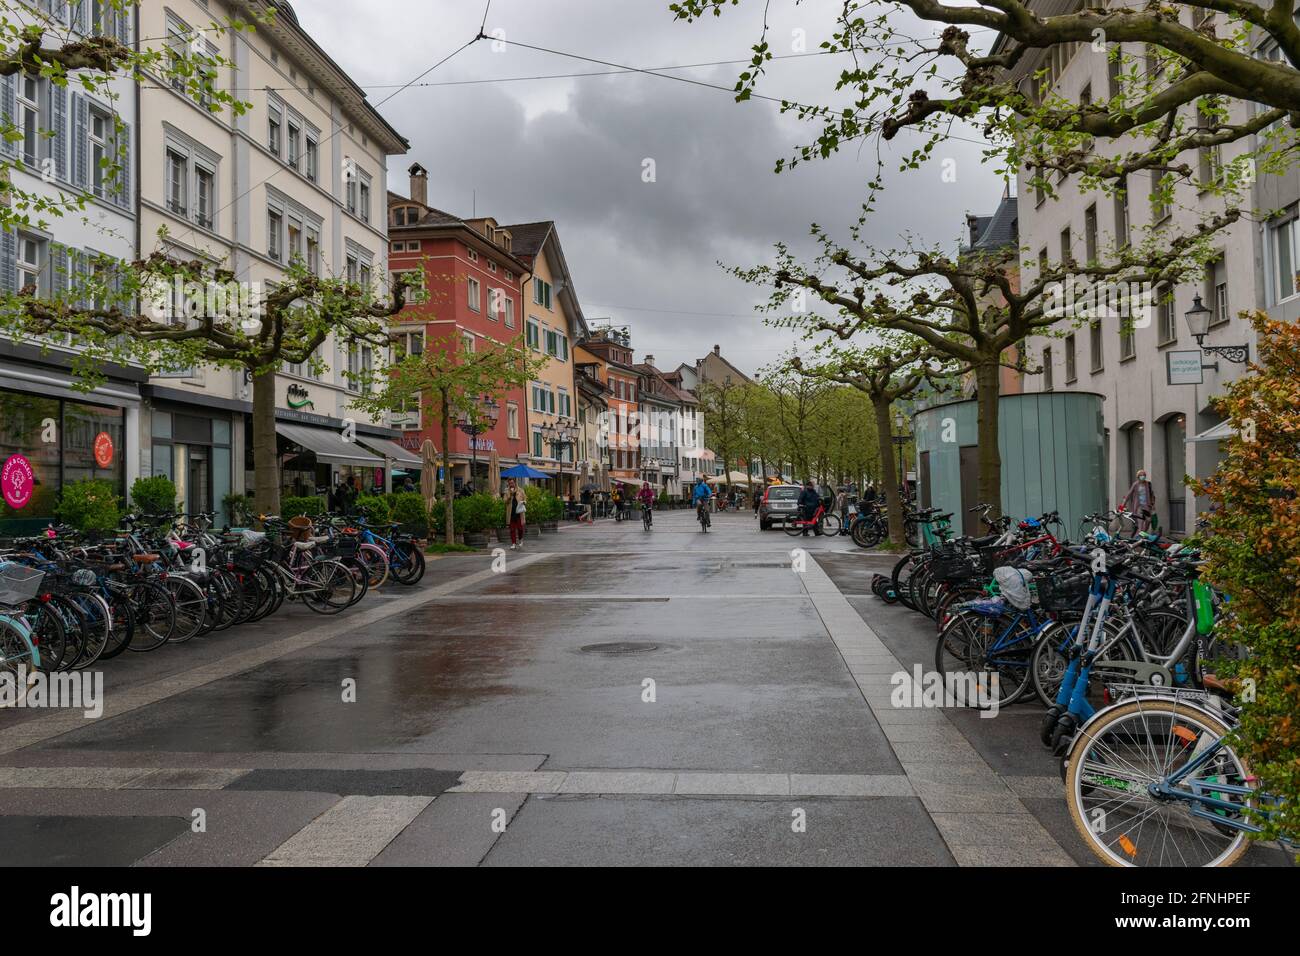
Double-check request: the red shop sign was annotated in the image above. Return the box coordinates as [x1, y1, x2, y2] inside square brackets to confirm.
[94, 432, 114, 468]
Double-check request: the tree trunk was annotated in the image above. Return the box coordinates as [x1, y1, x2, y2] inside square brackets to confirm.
[974, 358, 1003, 520]
[251, 369, 279, 518]
[441, 388, 455, 545]
[873, 397, 905, 547]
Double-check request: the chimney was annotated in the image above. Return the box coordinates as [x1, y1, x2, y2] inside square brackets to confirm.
[408, 162, 428, 206]
[644, 354, 655, 367]
[712, 344, 720, 356]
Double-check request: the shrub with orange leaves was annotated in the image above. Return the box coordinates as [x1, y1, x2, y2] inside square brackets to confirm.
[1190, 312, 1300, 846]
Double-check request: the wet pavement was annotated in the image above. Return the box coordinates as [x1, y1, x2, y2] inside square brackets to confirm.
[0, 509, 1291, 866]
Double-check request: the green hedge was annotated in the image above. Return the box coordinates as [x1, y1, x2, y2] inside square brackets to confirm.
[353, 494, 391, 525]
[130, 475, 177, 517]
[388, 492, 430, 533]
[281, 496, 325, 519]
[57, 478, 121, 532]
[454, 493, 504, 534]
[523, 485, 562, 522]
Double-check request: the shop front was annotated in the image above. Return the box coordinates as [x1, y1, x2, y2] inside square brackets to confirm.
[0, 351, 142, 536]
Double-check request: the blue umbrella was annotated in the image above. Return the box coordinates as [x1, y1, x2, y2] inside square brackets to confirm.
[501, 464, 552, 480]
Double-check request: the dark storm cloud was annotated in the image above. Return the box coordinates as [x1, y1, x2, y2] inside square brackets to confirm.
[296, 0, 1002, 373]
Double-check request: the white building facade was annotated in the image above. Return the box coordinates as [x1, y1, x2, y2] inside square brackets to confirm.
[1012, 4, 1260, 535]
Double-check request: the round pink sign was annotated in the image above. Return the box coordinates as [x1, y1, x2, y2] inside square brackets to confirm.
[2, 454, 35, 510]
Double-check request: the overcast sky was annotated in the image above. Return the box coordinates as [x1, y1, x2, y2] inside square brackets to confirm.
[295, 0, 1005, 378]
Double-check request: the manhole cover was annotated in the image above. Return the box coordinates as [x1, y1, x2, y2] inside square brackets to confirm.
[580, 642, 661, 656]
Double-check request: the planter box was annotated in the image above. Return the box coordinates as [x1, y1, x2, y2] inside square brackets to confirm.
[464, 532, 490, 548]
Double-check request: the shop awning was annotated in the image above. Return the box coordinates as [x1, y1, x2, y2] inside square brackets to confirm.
[356, 435, 423, 468]
[275, 422, 383, 468]
[1185, 420, 1235, 444]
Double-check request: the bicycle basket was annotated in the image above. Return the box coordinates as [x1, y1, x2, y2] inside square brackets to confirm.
[993, 566, 1034, 610]
[930, 552, 977, 584]
[232, 549, 262, 573]
[334, 536, 358, 558]
[0, 562, 46, 605]
[287, 515, 314, 543]
[1034, 571, 1091, 612]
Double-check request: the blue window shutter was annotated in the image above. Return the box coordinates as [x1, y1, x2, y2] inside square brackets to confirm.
[115, 120, 131, 207]
[0, 229, 15, 293]
[0, 76, 15, 160]
[72, 94, 88, 188]
[52, 83, 68, 181]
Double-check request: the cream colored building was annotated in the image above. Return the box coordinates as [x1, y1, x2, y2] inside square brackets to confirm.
[135, 0, 411, 514]
[506, 221, 588, 497]
[1007, 3, 1259, 535]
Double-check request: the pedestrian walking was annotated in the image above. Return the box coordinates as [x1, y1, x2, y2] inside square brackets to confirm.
[1122, 469, 1156, 532]
[505, 478, 527, 549]
[579, 485, 594, 523]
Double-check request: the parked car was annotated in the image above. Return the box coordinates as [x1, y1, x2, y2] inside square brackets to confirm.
[758, 483, 801, 530]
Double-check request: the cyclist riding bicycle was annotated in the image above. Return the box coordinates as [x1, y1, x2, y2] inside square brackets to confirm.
[797, 479, 823, 537]
[637, 481, 655, 511]
[692, 477, 712, 510]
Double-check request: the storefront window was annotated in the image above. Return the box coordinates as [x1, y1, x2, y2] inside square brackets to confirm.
[0, 389, 61, 531]
[63, 402, 125, 491]
[151, 407, 233, 520]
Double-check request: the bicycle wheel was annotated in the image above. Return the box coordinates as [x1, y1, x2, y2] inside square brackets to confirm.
[1031, 616, 1145, 710]
[0, 618, 39, 675]
[341, 557, 369, 607]
[1064, 699, 1252, 867]
[68, 594, 111, 670]
[389, 547, 425, 586]
[98, 590, 135, 660]
[784, 517, 805, 537]
[643, 508, 652, 530]
[935, 609, 1034, 707]
[821, 513, 841, 534]
[299, 561, 356, 614]
[357, 544, 389, 588]
[30, 603, 68, 672]
[48, 596, 89, 671]
[164, 576, 208, 644]
[128, 580, 176, 651]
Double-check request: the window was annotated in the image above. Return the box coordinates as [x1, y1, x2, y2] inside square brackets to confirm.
[194, 166, 214, 229]
[533, 431, 544, 459]
[1065, 334, 1077, 383]
[17, 75, 42, 166]
[406, 240, 421, 252]
[1157, 288, 1177, 345]
[89, 108, 111, 197]
[558, 392, 571, 418]
[287, 217, 303, 264]
[1107, 52, 1122, 101]
[467, 277, 481, 311]
[1115, 176, 1130, 248]
[305, 134, 318, 182]
[268, 104, 281, 157]
[467, 248, 478, 262]
[1060, 226, 1073, 267]
[16, 232, 46, 293]
[507, 402, 519, 439]
[1208, 257, 1229, 326]
[286, 119, 300, 170]
[394, 330, 424, 360]
[166, 149, 188, 215]
[1084, 205, 1098, 265]
[1198, 143, 1223, 188]
[526, 321, 540, 350]
[305, 228, 320, 275]
[1090, 320, 1104, 373]
[1272, 211, 1299, 301]
[346, 254, 358, 282]
[267, 207, 282, 261]
[1043, 346, 1054, 390]
[1150, 173, 1168, 224]
[461, 332, 475, 353]
[346, 171, 357, 214]
[1120, 321, 1136, 360]
[488, 260, 497, 273]
[503, 297, 515, 329]
[346, 345, 360, 393]
[359, 177, 371, 224]
[533, 277, 552, 309]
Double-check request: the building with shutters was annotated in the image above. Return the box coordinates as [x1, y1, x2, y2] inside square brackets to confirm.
[0, 1, 142, 535]
[1, 1, 412, 534]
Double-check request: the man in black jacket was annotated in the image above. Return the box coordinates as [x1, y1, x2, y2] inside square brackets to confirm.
[797, 480, 823, 536]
